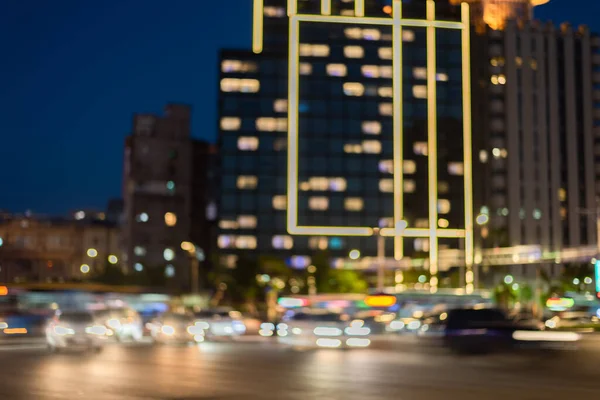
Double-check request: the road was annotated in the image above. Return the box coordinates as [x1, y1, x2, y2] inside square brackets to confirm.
[0, 337, 599, 399]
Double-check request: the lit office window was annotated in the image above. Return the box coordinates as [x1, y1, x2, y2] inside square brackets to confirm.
[219, 220, 239, 229]
[236, 236, 257, 249]
[341, 9, 355, 16]
[413, 85, 427, 99]
[490, 57, 505, 67]
[221, 255, 238, 268]
[491, 75, 499, 85]
[515, 57, 523, 67]
[345, 198, 364, 211]
[274, 99, 288, 113]
[256, 117, 287, 132]
[436, 73, 449, 82]
[344, 143, 363, 154]
[403, 30, 415, 42]
[218, 235, 235, 249]
[300, 63, 312, 75]
[309, 177, 329, 191]
[221, 60, 258, 73]
[479, 150, 488, 163]
[344, 27, 362, 39]
[362, 29, 381, 40]
[404, 180, 416, 193]
[343, 82, 365, 96]
[438, 181, 449, 194]
[448, 162, 464, 176]
[309, 197, 329, 210]
[327, 64, 348, 77]
[264, 6, 285, 17]
[415, 219, 428, 228]
[237, 176, 258, 189]
[378, 87, 393, 97]
[378, 47, 392, 60]
[273, 138, 287, 151]
[558, 188, 567, 202]
[309, 237, 329, 250]
[379, 218, 393, 228]
[497, 74, 506, 85]
[362, 121, 381, 135]
[237, 215, 257, 229]
[379, 160, 393, 173]
[362, 140, 381, 154]
[438, 218, 450, 228]
[238, 137, 259, 151]
[414, 238, 430, 252]
[344, 46, 364, 58]
[413, 67, 427, 79]
[272, 195, 287, 210]
[220, 78, 260, 93]
[134, 246, 146, 256]
[379, 103, 393, 116]
[403, 160, 416, 174]
[220, 117, 241, 131]
[164, 212, 177, 227]
[379, 66, 393, 78]
[413, 142, 428, 156]
[329, 177, 347, 192]
[438, 199, 451, 214]
[272, 235, 294, 250]
[299, 44, 330, 57]
[379, 179, 394, 193]
[362, 65, 380, 78]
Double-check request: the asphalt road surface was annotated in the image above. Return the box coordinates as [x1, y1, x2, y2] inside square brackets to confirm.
[0, 337, 599, 400]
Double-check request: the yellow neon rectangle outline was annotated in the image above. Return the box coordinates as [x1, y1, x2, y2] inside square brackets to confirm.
[293, 15, 463, 29]
[355, 0, 365, 17]
[291, 226, 373, 236]
[253, 0, 264, 54]
[287, 16, 300, 233]
[321, 0, 331, 16]
[287, 0, 296, 16]
[381, 228, 466, 238]
[392, 0, 404, 260]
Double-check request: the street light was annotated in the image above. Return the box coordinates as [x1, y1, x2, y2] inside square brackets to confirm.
[87, 248, 98, 258]
[80, 264, 90, 274]
[349, 249, 361, 260]
[108, 255, 118, 265]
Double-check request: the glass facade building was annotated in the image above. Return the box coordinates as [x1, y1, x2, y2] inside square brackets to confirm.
[217, 0, 468, 269]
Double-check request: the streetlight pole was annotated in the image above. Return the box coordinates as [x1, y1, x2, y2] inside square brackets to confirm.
[374, 228, 385, 292]
[181, 241, 203, 294]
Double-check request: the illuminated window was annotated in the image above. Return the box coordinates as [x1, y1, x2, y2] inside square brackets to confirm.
[379, 160, 393, 173]
[134, 246, 146, 256]
[136, 212, 149, 223]
[309, 197, 329, 211]
[344, 46, 364, 58]
[438, 199, 451, 214]
[403, 30, 415, 42]
[219, 220, 239, 229]
[344, 27, 362, 39]
[379, 103, 393, 116]
[299, 44, 330, 57]
[491, 75, 499, 85]
[343, 82, 365, 96]
[345, 198, 364, 211]
[379, 66, 393, 78]
[300, 182, 310, 191]
[237, 176, 258, 189]
[327, 64, 347, 77]
[414, 238, 430, 252]
[379, 218, 393, 228]
[378, 87, 393, 98]
[309, 177, 329, 191]
[379, 179, 393, 193]
[362, 140, 381, 154]
[274, 99, 288, 113]
[378, 47, 392, 60]
[448, 162, 464, 176]
[404, 180, 416, 193]
[479, 150, 488, 163]
[497, 75, 506, 85]
[237, 215, 257, 229]
[221, 60, 258, 73]
[362, 65, 380, 78]
[300, 63, 312, 75]
[221, 255, 238, 268]
[341, 9, 354, 16]
[256, 117, 287, 132]
[272, 235, 294, 250]
[403, 160, 416, 174]
[220, 78, 260, 93]
[413, 142, 428, 156]
[272, 195, 287, 210]
[309, 237, 329, 250]
[264, 6, 285, 17]
[218, 235, 235, 249]
[236, 236, 257, 249]
[415, 219, 428, 228]
[436, 73, 449, 82]
[558, 188, 567, 202]
[362, 29, 381, 40]
[329, 177, 347, 192]
[413, 67, 427, 79]
[164, 212, 177, 227]
[515, 56, 523, 67]
[490, 57, 505, 67]
[438, 181, 449, 194]
[530, 59, 538, 70]
[362, 121, 381, 135]
[274, 138, 287, 151]
[238, 137, 259, 151]
[344, 144, 363, 154]
[220, 117, 241, 131]
[413, 85, 427, 99]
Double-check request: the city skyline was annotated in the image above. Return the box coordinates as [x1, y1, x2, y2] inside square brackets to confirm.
[1, 0, 598, 215]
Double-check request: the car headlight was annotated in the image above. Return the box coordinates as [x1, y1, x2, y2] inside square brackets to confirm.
[107, 319, 121, 329]
[344, 326, 371, 336]
[161, 325, 175, 336]
[85, 325, 108, 335]
[313, 327, 342, 337]
[54, 326, 75, 336]
[187, 325, 205, 335]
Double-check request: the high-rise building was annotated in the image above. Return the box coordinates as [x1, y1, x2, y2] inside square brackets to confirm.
[123, 104, 213, 290]
[218, 0, 469, 275]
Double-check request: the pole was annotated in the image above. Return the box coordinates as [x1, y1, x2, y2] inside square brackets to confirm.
[376, 229, 385, 292]
[191, 257, 199, 294]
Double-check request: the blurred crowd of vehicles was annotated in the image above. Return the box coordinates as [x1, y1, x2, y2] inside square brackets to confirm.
[0, 284, 598, 353]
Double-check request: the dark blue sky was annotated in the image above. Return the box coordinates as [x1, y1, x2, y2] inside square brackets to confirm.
[0, 0, 596, 215]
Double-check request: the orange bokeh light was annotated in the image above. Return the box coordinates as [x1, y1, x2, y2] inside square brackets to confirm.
[365, 295, 397, 308]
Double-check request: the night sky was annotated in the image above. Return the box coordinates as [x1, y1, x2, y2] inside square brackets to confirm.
[0, 0, 597, 215]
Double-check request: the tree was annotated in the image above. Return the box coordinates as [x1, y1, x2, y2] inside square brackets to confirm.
[312, 251, 368, 294]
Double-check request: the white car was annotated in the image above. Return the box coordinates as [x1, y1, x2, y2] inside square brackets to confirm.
[46, 311, 107, 352]
[95, 308, 143, 342]
[193, 309, 246, 338]
[148, 312, 205, 344]
[275, 310, 371, 349]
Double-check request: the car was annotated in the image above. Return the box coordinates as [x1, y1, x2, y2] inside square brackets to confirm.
[45, 310, 107, 352]
[147, 312, 205, 344]
[275, 310, 371, 349]
[95, 307, 144, 342]
[193, 309, 246, 339]
[544, 311, 599, 329]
